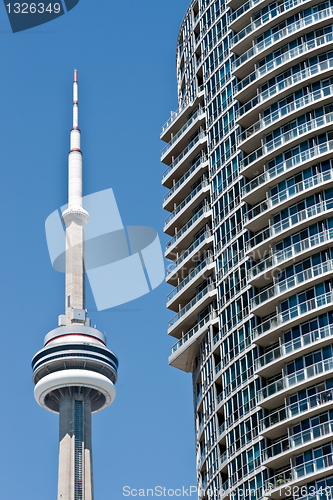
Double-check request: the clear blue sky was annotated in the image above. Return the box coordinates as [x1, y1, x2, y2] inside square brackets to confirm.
[0, 1, 197, 498]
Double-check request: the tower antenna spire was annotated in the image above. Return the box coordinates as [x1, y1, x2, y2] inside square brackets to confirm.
[62, 69, 89, 324]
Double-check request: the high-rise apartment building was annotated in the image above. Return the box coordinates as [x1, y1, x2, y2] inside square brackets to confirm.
[161, 1, 333, 499]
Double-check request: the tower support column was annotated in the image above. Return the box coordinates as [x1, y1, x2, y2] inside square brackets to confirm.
[58, 390, 94, 500]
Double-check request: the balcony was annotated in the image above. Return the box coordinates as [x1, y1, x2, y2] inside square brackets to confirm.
[161, 107, 205, 164]
[163, 155, 208, 212]
[242, 141, 333, 204]
[245, 170, 333, 232]
[264, 455, 333, 498]
[160, 88, 205, 141]
[228, 0, 264, 30]
[246, 199, 333, 260]
[241, 111, 333, 178]
[162, 132, 207, 188]
[230, 0, 312, 54]
[164, 180, 210, 235]
[167, 257, 214, 310]
[165, 205, 212, 257]
[234, 33, 333, 102]
[257, 357, 333, 408]
[256, 324, 333, 377]
[253, 290, 333, 346]
[167, 284, 216, 337]
[239, 86, 333, 154]
[262, 420, 333, 468]
[165, 230, 213, 286]
[236, 59, 333, 129]
[232, 9, 333, 79]
[249, 229, 333, 288]
[251, 259, 333, 316]
[259, 388, 333, 439]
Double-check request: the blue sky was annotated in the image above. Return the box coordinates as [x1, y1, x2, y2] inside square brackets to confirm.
[0, 1, 198, 498]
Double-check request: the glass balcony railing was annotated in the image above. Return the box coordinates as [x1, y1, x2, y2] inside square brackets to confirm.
[245, 170, 333, 225]
[231, 0, 309, 46]
[162, 98, 192, 133]
[249, 229, 333, 280]
[166, 230, 212, 276]
[258, 357, 333, 402]
[163, 155, 207, 203]
[254, 290, 333, 338]
[251, 259, 333, 310]
[235, 32, 333, 95]
[263, 420, 333, 462]
[167, 257, 213, 303]
[162, 132, 206, 179]
[237, 59, 333, 121]
[165, 205, 211, 251]
[242, 141, 333, 198]
[164, 180, 209, 227]
[168, 284, 215, 328]
[241, 110, 333, 170]
[197, 419, 205, 438]
[256, 325, 333, 370]
[229, 0, 263, 24]
[260, 387, 333, 431]
[239, 85, 333, 144]
[161, 108, 205, 157]
[233, 9, 333, 71]
[265, 454, 333, 492]
[195, 387, 203, 408]
[224, 366, 254, 397]
[220, 450, 228, 467]
[218, 421, 226, 436]
[246, 199, 333, 252]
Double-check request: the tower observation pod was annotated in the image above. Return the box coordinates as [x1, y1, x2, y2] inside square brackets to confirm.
[32, 70, 118, 500]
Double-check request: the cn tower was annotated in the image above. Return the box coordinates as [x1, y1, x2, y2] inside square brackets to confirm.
[32, 70, 118, 500]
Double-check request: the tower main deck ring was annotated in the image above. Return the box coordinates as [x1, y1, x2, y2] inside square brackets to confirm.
[34, 369, 116, 414]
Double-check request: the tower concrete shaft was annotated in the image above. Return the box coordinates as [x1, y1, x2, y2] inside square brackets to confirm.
[58, 389, 93, 500]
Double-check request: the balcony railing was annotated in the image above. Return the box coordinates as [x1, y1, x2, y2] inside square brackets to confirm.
[242, 141, 333, 198]
[235, 32, 333, 95]
[230, 0, 309, 46]
[166, 230, 212, 276]
[233, 9, 333, 71]
[254, 290, 333, 338]
[256, 324, 333, 370]
[161, 107, 205, 156]
[245, 170, 333, 225]
[246, 199, 333, 252]
[251, 259, 333, 310]
[249, 229, 333, 281]
[162, 132, 206, 179]
[165, 204, 211, 251]
[168, 284, 215, 328]
[239, 85, 333, 144]
[265, 454, 333, 492]
[263, 420, 333, 461]
[218, 422, 226, 437]
[241, 110, 333, 171]
[257, 357, 333, 402]
[229, 0, 263, 24]
[164, 180, 209, 227]
[259, 387, 333, 431]
[163, 155, 207, 203]
[167, 257, 213, 303]
[162, 98, 193, 133]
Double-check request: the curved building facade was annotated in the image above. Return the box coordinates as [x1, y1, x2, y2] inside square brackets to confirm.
[161, 1, 333, 499]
